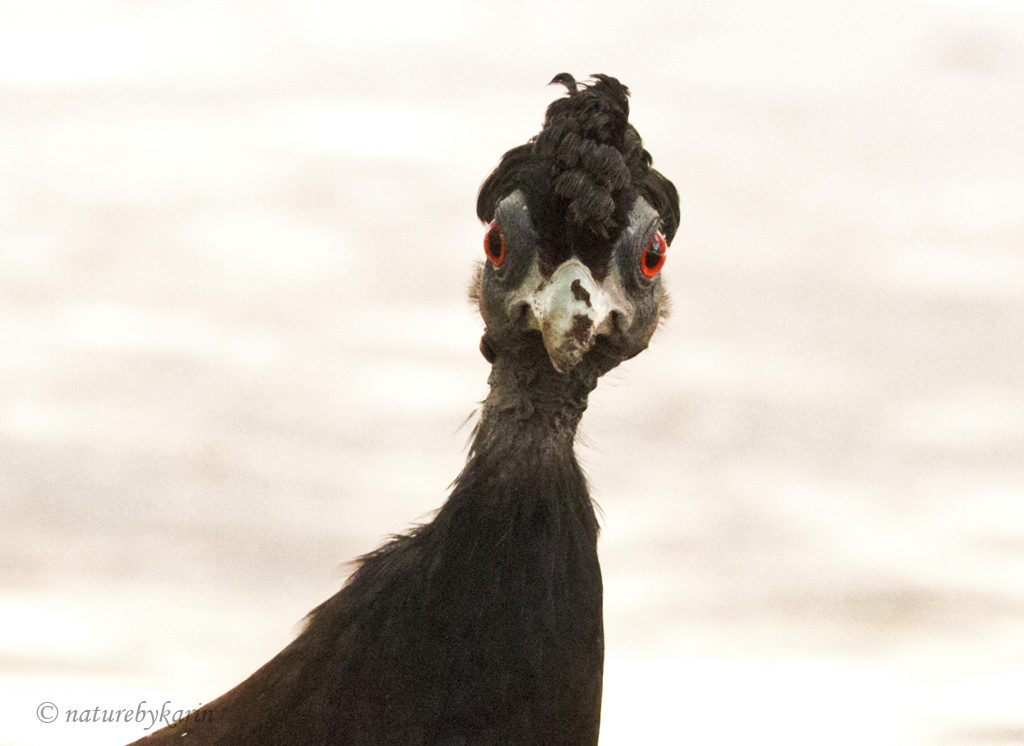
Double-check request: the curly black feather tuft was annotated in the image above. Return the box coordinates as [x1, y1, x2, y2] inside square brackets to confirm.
[478, 74, 679, 258]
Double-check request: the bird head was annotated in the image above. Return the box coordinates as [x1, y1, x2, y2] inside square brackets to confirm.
[474, 74, 680, 382]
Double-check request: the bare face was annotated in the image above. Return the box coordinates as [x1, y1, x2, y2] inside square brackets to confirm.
[475, 190, 670, 379]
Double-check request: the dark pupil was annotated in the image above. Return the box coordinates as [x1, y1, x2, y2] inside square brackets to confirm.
[488, 230, 503, 257]
[644, 244, 662, 269]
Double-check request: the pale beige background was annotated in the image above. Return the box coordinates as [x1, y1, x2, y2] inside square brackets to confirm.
[2, 1, 1023, 744]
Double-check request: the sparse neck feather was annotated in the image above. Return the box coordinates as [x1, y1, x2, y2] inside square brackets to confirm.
[475, 354, 596, 450]
[448, 350, 600, 542]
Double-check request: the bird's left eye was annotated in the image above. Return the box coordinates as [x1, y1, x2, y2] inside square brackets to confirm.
[484, 220, 506, 266]
[640, 232, 667, 278]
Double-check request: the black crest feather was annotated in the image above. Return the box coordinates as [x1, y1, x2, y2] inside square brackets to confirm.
[477, 74, 680, 250]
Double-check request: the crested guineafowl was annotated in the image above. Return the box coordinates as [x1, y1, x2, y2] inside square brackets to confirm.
[130, 73, 679, 746]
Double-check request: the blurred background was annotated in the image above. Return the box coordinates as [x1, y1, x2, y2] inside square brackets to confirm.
[2, 0, 1023, 743]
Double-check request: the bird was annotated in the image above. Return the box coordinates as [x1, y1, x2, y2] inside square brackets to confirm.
[129, 73, 679, 746]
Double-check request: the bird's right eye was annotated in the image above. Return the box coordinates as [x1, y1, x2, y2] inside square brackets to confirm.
[484, 220, 506, 266]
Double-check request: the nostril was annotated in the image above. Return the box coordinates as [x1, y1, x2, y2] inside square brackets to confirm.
[569, 279, 592, 307]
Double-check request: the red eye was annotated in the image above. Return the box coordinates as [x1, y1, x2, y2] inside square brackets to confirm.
[640, 232, 668, 278]
[484, 220, 506, 266]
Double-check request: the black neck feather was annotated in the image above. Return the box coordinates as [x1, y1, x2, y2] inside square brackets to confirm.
[444, 349, 600, 554]
[406, 352, 603, 741]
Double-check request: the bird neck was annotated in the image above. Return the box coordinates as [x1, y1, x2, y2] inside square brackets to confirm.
[475, 354, 596, 453]
[442, 351, 599, 539]
[442, 351, 601, 566]
[407, 349, 603, 736]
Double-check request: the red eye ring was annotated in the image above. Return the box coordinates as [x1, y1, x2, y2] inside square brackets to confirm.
[484, 220, 506, 266]
[640, 232, 668, 278]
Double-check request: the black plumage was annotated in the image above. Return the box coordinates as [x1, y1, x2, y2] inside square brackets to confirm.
[130, 73, 678, 746]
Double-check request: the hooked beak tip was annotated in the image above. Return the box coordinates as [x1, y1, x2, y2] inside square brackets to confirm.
[540, 313, 596, 374]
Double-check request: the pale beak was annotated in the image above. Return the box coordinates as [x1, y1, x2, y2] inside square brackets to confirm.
[527, 259, 615, 374]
